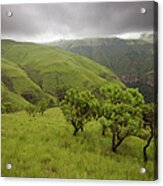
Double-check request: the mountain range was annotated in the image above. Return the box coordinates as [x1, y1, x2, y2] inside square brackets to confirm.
[51, 34, 155, 102]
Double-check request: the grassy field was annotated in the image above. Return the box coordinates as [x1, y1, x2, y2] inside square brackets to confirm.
[2, 107, 155, 180]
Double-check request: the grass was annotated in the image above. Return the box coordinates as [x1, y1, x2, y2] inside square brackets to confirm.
[1, 40, 123, 111]
[2, 58, 45, 96]
[1, 83, 29, 111]
[54, 37, 154, 78]
[1, 107, 155, 180]
[2, 40, 123, 97]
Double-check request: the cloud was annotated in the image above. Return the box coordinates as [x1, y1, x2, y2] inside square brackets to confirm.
[1, 2, 154, 42]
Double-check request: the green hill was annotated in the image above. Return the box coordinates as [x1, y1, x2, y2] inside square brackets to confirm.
[53, 37, 154, 79]
[2, 58, 48, 99]
[52, 36, 154, 102]
[2, 82, 29, 112]
[1, 40, 123, 111]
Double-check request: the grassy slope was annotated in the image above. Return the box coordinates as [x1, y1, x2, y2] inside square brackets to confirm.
[54, 37, 154, 77]
[53, 37, 154, 102]
[1, 108, 155, 180]
[2, 58, 46, 96]
[2, 58, 57, 110]
[2, 40, 123, 100]
[2, 83, 29, 111]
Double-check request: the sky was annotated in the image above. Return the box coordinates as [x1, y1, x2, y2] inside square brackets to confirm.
[1, 1, 154, 43]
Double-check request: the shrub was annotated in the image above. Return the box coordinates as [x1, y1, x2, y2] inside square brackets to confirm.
[36, 99, 48, 115]
[25, 104, 36, 117]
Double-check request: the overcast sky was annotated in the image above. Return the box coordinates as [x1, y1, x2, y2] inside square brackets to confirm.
[1, 2, 154, 43]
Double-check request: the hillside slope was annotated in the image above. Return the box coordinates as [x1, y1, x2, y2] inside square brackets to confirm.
[52, 36, 155, 102]
[1, 40, 123, 111]
[2, 58, 49, 99]
[2, 83, 30, 112]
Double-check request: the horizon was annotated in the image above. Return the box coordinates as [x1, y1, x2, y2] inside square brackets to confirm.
[1, 31, 153, 44]
[1, 2, 154, 43]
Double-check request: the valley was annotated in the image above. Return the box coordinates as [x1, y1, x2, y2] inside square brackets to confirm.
[52, 35, 155, 102]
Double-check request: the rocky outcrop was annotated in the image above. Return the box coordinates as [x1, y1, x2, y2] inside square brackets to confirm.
[121, 75, 154, 87]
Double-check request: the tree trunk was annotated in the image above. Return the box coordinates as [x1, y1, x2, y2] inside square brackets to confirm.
[72, 121, 79, 136]
[112, 131, 128, 153]
[112, 132, 116, 152]
[143, 131, 153, 162]
[114, 135, 127, 150]
[73, 128, 79, 136]
[102, 125, 106, 136]
[102, 129, 105, 136]
[80, 126, 84, 132]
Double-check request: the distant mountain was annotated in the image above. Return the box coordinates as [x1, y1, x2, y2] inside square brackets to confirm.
[51, 35, 155, 102]
[1, 40, 123, 111]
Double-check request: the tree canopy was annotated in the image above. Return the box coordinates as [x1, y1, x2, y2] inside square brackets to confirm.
[60, 88, 99, 135]
[98, 85, 145, 152]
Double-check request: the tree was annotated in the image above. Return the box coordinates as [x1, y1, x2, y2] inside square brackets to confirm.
[138, 104, 154, 162]
[60, 88, 99, 136]
[54, 86, 70, 103]
[36, 99, 48, 115]
[98, 85, 145, 152]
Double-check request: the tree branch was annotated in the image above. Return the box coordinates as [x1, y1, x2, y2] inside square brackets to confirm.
[143, 129, 153, 162]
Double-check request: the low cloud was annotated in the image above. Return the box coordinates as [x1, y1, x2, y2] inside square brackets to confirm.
[1, 2, 154, 42]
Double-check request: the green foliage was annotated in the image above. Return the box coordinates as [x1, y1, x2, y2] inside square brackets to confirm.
[98, 85, 145, 152]
[25, 99, 49, 116]
[1, 104, 6, 114]
[60, 88, 99, 135]
[60, 85, 151, 159]
[25, 104, 36, 117]
[1, 101, 13, 113]
[137, 104, 154, 139]
[54, 86, 70, 102]
[142, 104, 154, 126]
[36, 99, 48, 115]
[138, 104, 155, 162]
[126, 82, 154, 103]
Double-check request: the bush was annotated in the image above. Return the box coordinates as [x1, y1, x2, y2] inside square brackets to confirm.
[2, 102, 14, 113]
[25, 104, 36, 116]
[36, 99, 48, 115]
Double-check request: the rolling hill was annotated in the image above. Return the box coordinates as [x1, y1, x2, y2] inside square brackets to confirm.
[1, 40, 123, 112]
[52, 35, 155, 102]
[1, 82, 30, 112]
